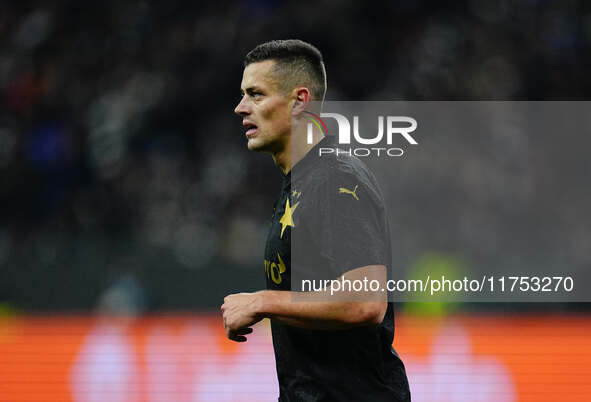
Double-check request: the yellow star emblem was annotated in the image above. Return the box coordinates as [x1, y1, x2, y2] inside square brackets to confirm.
[279, 197, 299, 238]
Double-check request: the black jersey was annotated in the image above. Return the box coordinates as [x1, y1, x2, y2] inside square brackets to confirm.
[263, 136, 410, 402]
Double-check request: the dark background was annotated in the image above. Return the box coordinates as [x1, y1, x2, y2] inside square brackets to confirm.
[0, 0, 589, 312]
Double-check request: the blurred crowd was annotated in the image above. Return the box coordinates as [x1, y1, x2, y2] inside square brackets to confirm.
[0, 0, 590, 311]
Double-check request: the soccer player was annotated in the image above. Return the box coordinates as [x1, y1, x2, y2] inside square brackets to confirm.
[222, 39, 410, 401]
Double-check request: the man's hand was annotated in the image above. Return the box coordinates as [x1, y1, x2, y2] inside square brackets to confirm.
[221, 292, 263, 342]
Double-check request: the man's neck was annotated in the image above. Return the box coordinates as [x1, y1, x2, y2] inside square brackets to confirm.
[271, 148, 291, 175]
[272, 125, 323, 175]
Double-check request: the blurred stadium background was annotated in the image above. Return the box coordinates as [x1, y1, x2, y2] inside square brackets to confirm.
[0, 1, 590, 401]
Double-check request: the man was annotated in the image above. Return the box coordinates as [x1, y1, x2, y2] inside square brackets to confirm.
[222, 39, 410, 401]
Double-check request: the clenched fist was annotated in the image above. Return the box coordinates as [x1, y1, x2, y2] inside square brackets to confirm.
[221, 292, 264, 342]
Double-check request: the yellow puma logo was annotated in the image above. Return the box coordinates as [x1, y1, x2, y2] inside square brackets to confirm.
[338, 185, 359, 200]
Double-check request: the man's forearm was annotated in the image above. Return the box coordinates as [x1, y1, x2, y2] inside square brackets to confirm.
[256, 289, 387, 330]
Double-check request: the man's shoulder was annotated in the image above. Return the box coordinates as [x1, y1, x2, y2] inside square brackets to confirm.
[323, 152, 382, 198]
[298, 146, 375, 187]
[292, 152, 385, 218]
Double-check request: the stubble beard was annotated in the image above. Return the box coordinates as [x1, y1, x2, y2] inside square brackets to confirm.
[246, 135, 269, 152]
[247, 129, 287, 155]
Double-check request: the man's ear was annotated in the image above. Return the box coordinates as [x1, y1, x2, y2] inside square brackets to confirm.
[291, 87, 311, 116]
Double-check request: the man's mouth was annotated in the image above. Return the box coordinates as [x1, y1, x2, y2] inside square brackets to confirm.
[243, 121, 258, 137]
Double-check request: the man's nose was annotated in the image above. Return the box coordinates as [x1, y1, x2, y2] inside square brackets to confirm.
[234, 96, 250, 116]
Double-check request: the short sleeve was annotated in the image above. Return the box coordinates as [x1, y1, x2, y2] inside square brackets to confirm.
[295, 170, 389, 280]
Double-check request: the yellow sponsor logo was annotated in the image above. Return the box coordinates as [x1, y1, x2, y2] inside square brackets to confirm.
[338, 185, 359, 200]
[264, 253, 287, 284]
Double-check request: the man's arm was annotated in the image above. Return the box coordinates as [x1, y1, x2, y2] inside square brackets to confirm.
[221, 265, 388, 341]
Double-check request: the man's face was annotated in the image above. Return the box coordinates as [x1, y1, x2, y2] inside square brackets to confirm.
[234, 60, 293, 153]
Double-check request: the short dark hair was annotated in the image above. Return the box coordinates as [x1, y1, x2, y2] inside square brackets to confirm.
[244, 39, 326, 101]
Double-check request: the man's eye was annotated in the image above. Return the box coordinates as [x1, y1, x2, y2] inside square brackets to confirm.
[252, 92, 262, 98]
